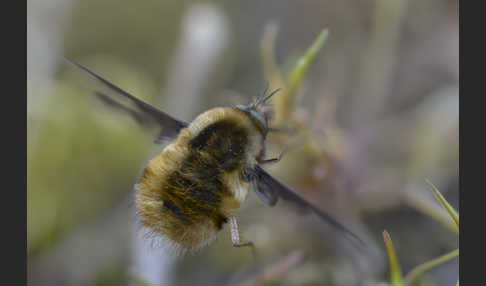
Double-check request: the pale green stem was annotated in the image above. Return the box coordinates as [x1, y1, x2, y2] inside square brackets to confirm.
[404, 249, 459, 286]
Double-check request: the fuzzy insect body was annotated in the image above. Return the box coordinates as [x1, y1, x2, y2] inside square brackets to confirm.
[136, 108, 265, 252]
[66, 59, 365, 255]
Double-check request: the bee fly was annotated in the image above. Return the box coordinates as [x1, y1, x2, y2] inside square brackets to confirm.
[66, 59, 365, 255]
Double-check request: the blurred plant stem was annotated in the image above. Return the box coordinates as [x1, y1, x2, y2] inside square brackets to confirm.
[237, 251, 304, 286]
[261, 21, 284, 95]
[403, 249, 459, 286]
[383, 230, 404, 286]
[161, 3, 229, 121]
[351, 0, 407, 124]
[403, 191, 458, 234]
[27, 0, 73, 148]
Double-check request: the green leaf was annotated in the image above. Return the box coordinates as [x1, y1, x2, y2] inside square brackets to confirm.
[425, 179, 459, 231]
[383, 230, 404, 286]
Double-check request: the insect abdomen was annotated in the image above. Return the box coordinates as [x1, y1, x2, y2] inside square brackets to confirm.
[163, 153, 230, 228]
[136, 149, 233, 252]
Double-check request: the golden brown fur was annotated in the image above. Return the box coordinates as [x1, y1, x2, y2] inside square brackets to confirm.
[135, 107, 265, 254]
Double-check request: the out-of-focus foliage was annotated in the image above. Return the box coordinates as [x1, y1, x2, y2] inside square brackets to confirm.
[382, 184, 459, 286]
[28, 58, 156, 256]
[383, 230, 403, 286]
[426, 180, 459, 232]
[28, 0, 458, 285]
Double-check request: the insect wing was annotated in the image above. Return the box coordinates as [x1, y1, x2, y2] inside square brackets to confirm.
[65, 58, 188, 142]
[253, 165, 365, 247]
[251, 177, 279, 206]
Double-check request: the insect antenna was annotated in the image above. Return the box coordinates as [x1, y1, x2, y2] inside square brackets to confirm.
[261, 81, 270, 100]
[259, 88, 281, 105]
[251, 87, 282, 109]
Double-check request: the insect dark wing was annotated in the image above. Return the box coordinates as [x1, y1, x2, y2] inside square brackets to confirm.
[65, 58, 188, 142]
[251, 178, 279, 206]
[253, 165, 365, 247]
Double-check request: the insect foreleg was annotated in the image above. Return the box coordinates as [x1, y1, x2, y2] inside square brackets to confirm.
[258, 137, 305, 165]
[258, 143, 293, 165]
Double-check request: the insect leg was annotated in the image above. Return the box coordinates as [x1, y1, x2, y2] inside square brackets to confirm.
[229, 216, 252, 247]
[258, 150, 286, 164]
[258, 142, 295, 165]
[259, 136, 305, 165]
[229, 216, 257, 259]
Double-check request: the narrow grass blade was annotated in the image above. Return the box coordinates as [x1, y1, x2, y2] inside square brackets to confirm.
[404, 191, 458, 233]
[286, 28, 329, 98]
[425, 179, 459, 231]
[272, 28, 329, 124]
[383, 230, 404, 286]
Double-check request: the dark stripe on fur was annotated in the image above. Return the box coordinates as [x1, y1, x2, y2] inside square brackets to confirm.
[188, 119, 248, 172]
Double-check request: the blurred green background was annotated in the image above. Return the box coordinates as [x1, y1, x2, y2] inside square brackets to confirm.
[27, 0, 458, 285]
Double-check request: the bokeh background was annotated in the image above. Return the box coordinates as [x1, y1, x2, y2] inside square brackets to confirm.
[27, 0, 458, 285]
